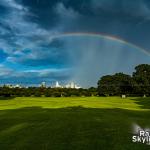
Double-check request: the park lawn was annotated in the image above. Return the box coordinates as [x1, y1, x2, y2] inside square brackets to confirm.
[0, 97, 147, 110]
[0, 97, 150, 150]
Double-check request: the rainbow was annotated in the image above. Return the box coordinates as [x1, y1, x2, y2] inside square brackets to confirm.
[48, 32, 150, 56]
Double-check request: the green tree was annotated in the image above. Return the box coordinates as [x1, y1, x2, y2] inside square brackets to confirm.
[133, 64, 150, 96]
[98, 73, 133, 96]
[98, 75, 116, 96]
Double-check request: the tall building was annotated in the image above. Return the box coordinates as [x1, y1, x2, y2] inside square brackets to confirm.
[40, 82, 46, 88]
[66, 82, 81, 89]
[55, 81, 61, 88]
[14, 84, 22, 88]
[70, 82, 75, 88]
[4, 84, 22, 88]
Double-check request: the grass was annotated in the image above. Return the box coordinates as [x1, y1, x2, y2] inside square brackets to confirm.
[0, 97, 150, 150]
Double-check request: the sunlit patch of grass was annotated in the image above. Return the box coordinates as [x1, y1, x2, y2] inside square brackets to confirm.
[0, 97, 148, 110]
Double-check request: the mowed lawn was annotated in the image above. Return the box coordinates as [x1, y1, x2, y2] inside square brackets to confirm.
[0, 97, 150, 150]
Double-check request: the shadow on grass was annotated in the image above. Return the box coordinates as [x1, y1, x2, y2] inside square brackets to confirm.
[0, 96, 15, 100]
[0, 106, 150, 150]
[132, 97, 150, 109]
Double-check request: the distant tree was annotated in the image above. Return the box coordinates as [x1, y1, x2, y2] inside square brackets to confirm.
[45, 91, 52, 97]
[88, 87, 98, 96]
[34, 92, 42, 97]
[52, 92, 61, 97]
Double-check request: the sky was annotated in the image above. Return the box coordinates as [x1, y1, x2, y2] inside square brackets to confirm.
[0, 0, 150, 87]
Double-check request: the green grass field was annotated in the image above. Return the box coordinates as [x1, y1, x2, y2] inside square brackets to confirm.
[0, 97, 150, 150]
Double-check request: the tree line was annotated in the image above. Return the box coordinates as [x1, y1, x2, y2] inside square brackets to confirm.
[0, 64, 149, 98]
[98, 64, 150, 97]
[0, 86, 98, 98]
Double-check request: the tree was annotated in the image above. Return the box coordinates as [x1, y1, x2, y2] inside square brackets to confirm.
[133, 64, 150, 96]
[113, 73, 133, 95]
[97, 73, 133, 96]
[88, 87, 98, 96]
[98, 75, 116, 96]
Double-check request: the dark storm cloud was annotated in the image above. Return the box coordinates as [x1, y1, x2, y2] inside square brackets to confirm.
[1, 0, 150, 52]
[57, 0, 150, 50]
[18, 0, 150, 50]
[20, 0, 61, 29]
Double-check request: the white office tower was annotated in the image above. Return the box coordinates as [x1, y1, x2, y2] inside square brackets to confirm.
[55, 81, 61, 88]
[14, 84, 22, 88]
[70, 82, 75, 88]
[41, 82, 46, 88]
[66, 82, 81, 89]
[75, 84, 81, 89]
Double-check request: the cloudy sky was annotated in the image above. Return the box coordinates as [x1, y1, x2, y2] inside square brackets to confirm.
[0, 0, 150, 87]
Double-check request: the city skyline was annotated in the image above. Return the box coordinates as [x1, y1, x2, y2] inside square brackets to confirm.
[3, 81, 81, 89]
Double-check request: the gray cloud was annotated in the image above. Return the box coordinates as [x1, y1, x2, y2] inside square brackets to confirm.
[0, 65, 13, 76]
[91, 0, 150, 17]
[0, 66, 71, 84]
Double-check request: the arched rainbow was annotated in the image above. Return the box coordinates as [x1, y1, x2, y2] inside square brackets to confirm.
[48, 32, 150, 56]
